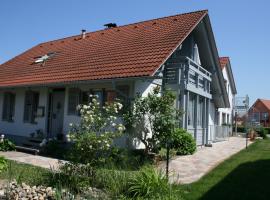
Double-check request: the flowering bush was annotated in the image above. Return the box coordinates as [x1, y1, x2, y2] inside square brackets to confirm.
[68, 95, 125, 166]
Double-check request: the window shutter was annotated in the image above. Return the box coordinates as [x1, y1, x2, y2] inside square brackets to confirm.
[106, 91, 117, 103]
[2, 92, 16, 122]
[9, 93, 15, 121]
[68, 88, 80, 115]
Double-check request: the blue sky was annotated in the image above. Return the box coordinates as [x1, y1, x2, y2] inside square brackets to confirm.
[0, 0, 269, 104]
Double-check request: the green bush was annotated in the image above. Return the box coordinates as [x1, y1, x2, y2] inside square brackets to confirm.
[127, 166, 169, 198]
[0, 156, 7, 173]
[40, 140, 68, 159]
[257, 128, 268, 139]
[233, 126, 245, 133]
[171, 128, 196, 155]
[264, 127, 270, 135]
[158, 148, 177, 161]
[0, 139, 16, 151]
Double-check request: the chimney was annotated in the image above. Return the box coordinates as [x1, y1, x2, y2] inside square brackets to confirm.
[81, 29, 86, 39]
[104, 23, 117, 29]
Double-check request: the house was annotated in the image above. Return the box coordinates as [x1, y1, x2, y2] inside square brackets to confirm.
[0, 10, 233, 147]
[209, 57, 237, 139]
[248, 99, 270, 127]
[217, 57, 237, 126]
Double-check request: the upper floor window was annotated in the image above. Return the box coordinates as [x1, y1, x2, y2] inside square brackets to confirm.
[2, 92, 16, 122]
[24, 91, 39, 123]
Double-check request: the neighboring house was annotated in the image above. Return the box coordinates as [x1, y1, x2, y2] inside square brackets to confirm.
[216, 57, 237, 135]
[0, 10, 231, 147]
[248, 99, 270, 127]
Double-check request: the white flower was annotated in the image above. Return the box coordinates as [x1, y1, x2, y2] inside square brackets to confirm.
[69, 123, 73, 127]
[117, 126, 124, 132]
[112, 123, 116, 127]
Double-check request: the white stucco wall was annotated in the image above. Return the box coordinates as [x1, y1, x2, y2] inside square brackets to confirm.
[218, 66, 235, 125]
[208, 101, 217, 142]
[0, 88, 48, 137]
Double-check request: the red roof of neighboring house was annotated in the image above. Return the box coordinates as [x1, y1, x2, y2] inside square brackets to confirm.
[257, 99, 270, 111]
[0, 10, 208, 87]
[219, 57, 230, 70]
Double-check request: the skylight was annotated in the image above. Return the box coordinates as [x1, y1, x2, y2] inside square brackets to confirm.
[34, 52, 55, 64]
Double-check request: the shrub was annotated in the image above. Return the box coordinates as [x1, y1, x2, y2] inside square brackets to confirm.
[0, 156, 7, 173]
[158, 148, 177, 161]
[127, 166, 169, 198]
[264, 127, 270, 135]
[40, 140, 68, 159]
[233, 126, 245, 133]
[68, 95, 125, 166]
[171, 128, 196, 155]
[0, 139, 16, 151]
[257, 128, 268, 139]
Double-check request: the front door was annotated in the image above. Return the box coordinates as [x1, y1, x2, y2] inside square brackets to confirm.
[49, 89, 65, 138]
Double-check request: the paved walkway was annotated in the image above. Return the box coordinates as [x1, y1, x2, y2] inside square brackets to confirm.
[160, 136, 252, 184]
[0, 151, 60, 170]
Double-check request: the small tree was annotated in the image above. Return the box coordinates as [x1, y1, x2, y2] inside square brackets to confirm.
[124, 86, 182, 154]
[68, 95, 125, 166]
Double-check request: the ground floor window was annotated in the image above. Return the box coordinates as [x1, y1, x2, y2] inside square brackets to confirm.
[188, 93, 196, 127]
[2, 92, 16, 122]
[68, 86, 130, 115]
[222, 113, 226, 124]
[197, 97, 204, 127]
[24, 91, 39, 123]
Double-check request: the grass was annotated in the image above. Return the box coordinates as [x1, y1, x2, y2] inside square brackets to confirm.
[181, 138, 270, 200]
[0, 160, 51, 186]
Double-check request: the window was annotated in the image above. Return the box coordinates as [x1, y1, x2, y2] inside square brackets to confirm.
[222, 113, 226, 124]
[188, 93, 196, 127]
[2, 92, 16, 122]
[68, 88, 81, 115]
[197, 97, 204, 126]
[68, 86, 130, 115]
[227, 114, 230, 124]
[24, 91, 39, 123]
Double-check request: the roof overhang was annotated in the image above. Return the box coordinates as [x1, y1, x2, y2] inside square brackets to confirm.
[203, 15, 230, 108]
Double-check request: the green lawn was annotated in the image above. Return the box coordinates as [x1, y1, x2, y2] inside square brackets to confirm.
[0, 160, 51, 186]
[181, 139, 270, 200]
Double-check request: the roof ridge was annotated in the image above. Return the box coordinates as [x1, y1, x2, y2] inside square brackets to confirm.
[39, 10, 208, 45]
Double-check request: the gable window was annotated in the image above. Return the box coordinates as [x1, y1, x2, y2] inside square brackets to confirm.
[24, 91, 39, 123]
[2, 92, 16, 122]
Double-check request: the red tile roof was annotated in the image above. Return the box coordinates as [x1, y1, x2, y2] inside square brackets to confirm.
[259, 99, 270, 111]
[0, 10, 207, 87]
[219, 57, 229, 70]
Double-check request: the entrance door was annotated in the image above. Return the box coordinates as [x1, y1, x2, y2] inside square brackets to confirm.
[49, 89, 65, 138]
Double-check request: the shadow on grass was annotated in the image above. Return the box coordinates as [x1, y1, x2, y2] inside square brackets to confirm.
[200, 159, 270, 200]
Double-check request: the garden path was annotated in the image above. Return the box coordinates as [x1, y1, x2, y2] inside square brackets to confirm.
[0, 151, 61, 170]
[160, 136, 253, 184]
